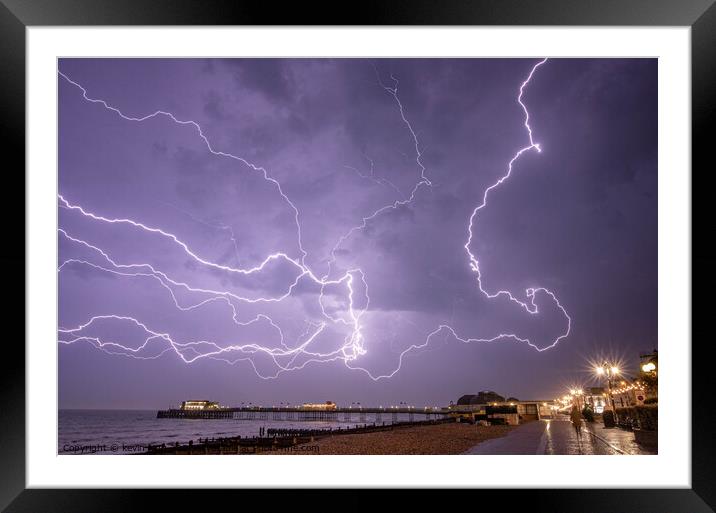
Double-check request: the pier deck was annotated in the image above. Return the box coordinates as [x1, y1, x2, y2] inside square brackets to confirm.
[156, 406, 449, 422]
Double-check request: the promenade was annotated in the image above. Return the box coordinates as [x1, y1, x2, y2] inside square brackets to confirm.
[464, 418, 656, 455]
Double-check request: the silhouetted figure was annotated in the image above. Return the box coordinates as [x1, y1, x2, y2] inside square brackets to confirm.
[570, 405, 583, 438]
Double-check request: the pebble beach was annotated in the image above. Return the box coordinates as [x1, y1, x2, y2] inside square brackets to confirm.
[279, 422, 515, 455]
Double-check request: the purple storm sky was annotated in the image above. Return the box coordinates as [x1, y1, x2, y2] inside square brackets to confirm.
[58, 58, 657, 409]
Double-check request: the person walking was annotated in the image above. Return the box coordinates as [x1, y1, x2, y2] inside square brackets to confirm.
[570, 404, 583, 438]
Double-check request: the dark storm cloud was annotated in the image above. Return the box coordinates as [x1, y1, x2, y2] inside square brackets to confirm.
[220, 59, 295, 101]
[58, 58, 656, 408]
[202, 90, 232, 121]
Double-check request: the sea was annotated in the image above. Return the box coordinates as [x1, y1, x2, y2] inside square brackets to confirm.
[58, 409, 418, 454]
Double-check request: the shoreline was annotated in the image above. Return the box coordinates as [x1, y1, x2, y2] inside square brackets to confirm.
[138, 419, 514, 455]
[271, 421, 516, 455]
[142, 418, 457, 454]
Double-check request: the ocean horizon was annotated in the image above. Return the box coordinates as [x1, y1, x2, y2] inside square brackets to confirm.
[58, 408, 416, 454]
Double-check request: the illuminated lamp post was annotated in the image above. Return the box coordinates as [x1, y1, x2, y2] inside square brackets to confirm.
[641, 357, 658, 399]
[595, 362, 620, 423]
[572, 388, 585, 410]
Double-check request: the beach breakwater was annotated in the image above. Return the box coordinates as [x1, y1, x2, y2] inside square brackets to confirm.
[144, 417, 454, 454]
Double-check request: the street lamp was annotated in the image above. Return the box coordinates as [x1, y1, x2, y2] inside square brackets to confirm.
[639, 354, 658, 399]
[642, 361, 656, 373]
[594, 362, 620, 422]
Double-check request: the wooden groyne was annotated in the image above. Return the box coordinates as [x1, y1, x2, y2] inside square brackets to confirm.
[144, 417, 453, 455]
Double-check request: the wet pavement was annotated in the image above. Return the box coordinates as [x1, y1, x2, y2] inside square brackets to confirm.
[581, 421, 656, 455]
[464, 418, 656, 455]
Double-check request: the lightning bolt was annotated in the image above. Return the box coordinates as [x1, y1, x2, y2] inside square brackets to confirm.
[58, 58, 570, 381]
[466, 59, 571, 336]
[343, 153, 404, 198]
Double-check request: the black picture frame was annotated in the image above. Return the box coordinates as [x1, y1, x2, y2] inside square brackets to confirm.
[2, 0, 711, 510]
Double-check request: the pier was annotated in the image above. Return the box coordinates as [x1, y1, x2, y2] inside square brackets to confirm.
[156, 406, 449, 422]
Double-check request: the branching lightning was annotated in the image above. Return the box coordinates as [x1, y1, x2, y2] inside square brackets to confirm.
[58, 59, 570, 380]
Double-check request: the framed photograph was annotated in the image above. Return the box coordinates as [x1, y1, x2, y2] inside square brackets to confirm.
[4, 0, 711, 510]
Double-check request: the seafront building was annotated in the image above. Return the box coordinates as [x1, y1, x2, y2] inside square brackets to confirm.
[180, 400, 222, 410]
[584, 387, 607, 413]
[301, 401, 337, 411]
[451, 391, 555, 425]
